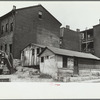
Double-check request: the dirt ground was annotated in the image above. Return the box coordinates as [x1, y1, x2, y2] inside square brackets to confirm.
[1, 65, 100, 82]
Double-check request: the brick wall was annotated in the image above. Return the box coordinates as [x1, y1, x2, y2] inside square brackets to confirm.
[0, 15, 13, 54]
[93, 25, 100, 58]
[37, 27, 60, 48]
[13, 5, 61, 59]
[61, 28, 80, 51]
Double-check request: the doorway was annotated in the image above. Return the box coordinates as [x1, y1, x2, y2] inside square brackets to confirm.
[74, 57, 79, 75]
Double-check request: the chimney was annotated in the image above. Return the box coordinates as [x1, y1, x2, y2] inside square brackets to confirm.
[76, 29, 80, 32]
[13, 5, 16, 10]
[66, 25, 70, 29]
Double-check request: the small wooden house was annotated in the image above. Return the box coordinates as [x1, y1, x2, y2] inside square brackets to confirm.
[21, 43, 45, 67]
[39, 46, 100, 78]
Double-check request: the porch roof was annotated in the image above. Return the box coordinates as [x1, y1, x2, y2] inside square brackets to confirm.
[39, 46, 100, 60]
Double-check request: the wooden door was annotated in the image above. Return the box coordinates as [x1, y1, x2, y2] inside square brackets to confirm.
[74, 58, 79, 75]
[63, 56, 67, 68]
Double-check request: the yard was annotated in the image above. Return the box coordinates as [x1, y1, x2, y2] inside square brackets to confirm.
[0, 65, 100, 82]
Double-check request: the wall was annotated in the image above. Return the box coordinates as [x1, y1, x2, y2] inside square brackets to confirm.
[93, 25, 100, 58]
[61, 28, 80, 51]
[21, 44, 43, 66]
[56, 55, 62, 68]
[0, 15, 13, 55]
[14, 5, 61, 59]
[78, 58, 100, 76]
[37, 28, 60, 47]
[40, 49, 58, 78]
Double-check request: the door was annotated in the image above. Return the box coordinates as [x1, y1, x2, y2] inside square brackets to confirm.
[63, 56, 67, 68]
[74, 57, 79, 75]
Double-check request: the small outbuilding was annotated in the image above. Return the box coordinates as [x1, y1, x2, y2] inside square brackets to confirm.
[21, 43, 45, 68]
[39, 46, 100, 78]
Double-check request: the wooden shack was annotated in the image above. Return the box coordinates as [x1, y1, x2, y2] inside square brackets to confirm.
[21, 43, 45, 68]
[39, 46, 100, 78]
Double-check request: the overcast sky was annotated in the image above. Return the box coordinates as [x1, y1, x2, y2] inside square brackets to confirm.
[0, 1, 100, 31]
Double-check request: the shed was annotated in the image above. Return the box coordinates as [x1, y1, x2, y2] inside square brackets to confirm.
[21, 43, 45, 67]
[39, 46, 100, 78]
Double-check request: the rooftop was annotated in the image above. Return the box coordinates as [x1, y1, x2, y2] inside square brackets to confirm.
[39, 46, 100, 60]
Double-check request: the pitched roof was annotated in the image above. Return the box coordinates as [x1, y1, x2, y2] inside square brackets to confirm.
[39, 46, 100, 60]
[0, 4, 62, 25]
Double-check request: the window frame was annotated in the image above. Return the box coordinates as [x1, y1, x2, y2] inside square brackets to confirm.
[41, 57, 44, 63]
[38, 11, 42, 19]
[5, 23, 8, 32]
[10, 22, 13, 32]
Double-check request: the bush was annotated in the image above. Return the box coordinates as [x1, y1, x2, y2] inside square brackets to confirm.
[39, 73, 52, 79]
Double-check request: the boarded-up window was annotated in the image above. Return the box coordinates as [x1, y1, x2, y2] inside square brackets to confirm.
[41, 57, 44, 63]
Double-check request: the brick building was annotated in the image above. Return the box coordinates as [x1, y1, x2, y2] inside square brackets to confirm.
[80, 24, 100, 58]
[0, 5, 61, 59]
[60, 26, 80, 52]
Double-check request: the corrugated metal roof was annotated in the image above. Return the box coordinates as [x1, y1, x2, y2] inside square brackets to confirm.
[46, 46, 100, 60]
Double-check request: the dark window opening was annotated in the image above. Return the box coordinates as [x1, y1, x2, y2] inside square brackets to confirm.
[45, 56, 49, 59]
[6, 23, 8, 32]
[81, 43, 86, 52]
[63, 56, 67, 68]
[41, 57, 44, 63]
[10, 22, 13, 31]
[9, 44, 12, 53]
[41, 48, 44, 52]
[1, 45, 2, 50]
[38, 11, 42, 19]
[32, 49, 34, 55]
[37, 48, 40, 54]
[1, 26, 4, 34]
[5, 44, 7, 52]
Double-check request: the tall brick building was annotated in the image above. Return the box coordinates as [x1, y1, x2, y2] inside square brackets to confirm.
[60, 26, 81, 52]
[80, 24, 100, 58]
[0, 5, 61, 59]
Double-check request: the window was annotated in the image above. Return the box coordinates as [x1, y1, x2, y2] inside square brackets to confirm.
[32, 49, 34, 55]
[41, 48, 44, 51]
[5, 44, 7, 52]
[9, 44, 12, 53]
[45, 56, 49, 59]
[38, 11, 42, 19]
[5, 23, 8, 32]
[88, 34, 90, 38]
[81, 33, 84, 39]
[41, 57, 44, 63]
[37, 48, 40, 54]
[1, 26, 4, 34]
[0, 45, 2, 50]
[10, 22, 13, 31]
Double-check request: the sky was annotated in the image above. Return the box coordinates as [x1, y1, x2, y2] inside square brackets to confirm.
[0, 1, 100, 31]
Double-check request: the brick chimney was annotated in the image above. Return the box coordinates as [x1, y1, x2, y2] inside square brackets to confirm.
[66, 25, 70, 29]
[76, 29, 80, 32]
[13, 5, 16, 10]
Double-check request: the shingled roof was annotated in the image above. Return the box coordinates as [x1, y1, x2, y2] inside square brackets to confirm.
[39, 46, 100, 60]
